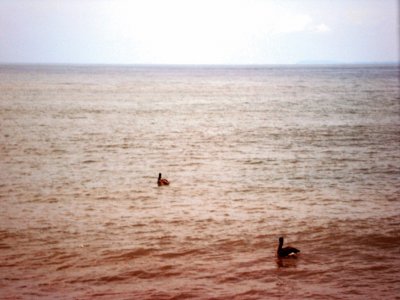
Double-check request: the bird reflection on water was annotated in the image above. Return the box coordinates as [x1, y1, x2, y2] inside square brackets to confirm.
[276, 256, 299, 268]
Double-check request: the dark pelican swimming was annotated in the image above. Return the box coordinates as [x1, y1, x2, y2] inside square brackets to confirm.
[157, 173, 170, 186]
[277, 237, 300, 257]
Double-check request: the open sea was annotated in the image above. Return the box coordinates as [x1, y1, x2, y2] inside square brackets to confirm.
[0, 64, 399, 299]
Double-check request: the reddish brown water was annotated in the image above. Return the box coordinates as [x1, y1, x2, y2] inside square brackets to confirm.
[1, 65, 399, 299]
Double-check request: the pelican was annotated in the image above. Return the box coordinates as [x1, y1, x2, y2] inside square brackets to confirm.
[157, 173, 170, 186]
[277, 237, 300, 257]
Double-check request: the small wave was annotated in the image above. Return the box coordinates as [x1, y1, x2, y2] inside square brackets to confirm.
[103, 221, 115, 227]
[98, 270, 154, 282]
[158, 248, 204, 259]
[102, 248, 158, 262]
[351, 233, 400, 251]
[82, 160, 97, 164]
[95, 267, 182, 283]
[130, 222, 146, 227]
[231, 289, 269, 299]
[243, 159, 264, 165]
[0, 243, 11, 249]
[167, 292, 198, 300]
[56, 263, 73, 271]
[215, 238, 250, 252]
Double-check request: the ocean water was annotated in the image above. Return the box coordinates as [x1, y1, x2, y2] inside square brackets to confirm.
[0, 64, 399, 299]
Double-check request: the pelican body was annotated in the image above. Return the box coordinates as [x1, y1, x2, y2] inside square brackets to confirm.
[277, 237, 300, 257]
[157, 173, 170, 186]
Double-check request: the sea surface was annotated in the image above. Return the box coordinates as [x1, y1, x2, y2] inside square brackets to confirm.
[0, 64, 399, 299]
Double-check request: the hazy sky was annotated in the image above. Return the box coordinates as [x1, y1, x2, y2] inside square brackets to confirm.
[0, 0, 398, 64]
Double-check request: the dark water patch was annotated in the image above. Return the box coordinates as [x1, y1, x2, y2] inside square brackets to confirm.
[351, 233, 400, 251]
[98, 270, 155, 281]
[102, 248, 158, 262]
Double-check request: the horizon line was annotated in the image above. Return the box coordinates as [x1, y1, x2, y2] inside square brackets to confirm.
[0, 61, 399, 67]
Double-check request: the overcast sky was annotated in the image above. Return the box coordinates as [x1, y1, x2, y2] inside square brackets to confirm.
[0, 0, 398, 64]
